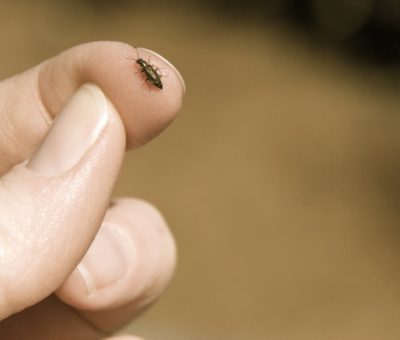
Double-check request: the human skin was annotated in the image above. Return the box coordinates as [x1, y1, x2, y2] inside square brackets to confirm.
[0, 41, 185, 339]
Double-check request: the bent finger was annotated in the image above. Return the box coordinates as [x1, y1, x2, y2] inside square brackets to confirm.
[0, 41, 185, 174]
[58, 198, 176, 333]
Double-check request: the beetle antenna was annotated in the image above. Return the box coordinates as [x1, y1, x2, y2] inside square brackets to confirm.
[134, 46, 140, 60]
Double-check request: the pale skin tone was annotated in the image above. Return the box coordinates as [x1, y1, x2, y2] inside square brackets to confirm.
[0, 41, 185, 339]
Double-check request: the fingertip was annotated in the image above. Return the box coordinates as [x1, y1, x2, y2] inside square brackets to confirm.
[77, 41, 184, 148]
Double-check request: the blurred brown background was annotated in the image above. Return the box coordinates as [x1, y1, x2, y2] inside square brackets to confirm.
[1, 1, 400, 339]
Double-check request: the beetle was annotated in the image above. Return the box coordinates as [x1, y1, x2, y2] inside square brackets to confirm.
[130, 49, 163, 90]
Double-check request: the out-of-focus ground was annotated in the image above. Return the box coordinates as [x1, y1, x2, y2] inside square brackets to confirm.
[1, 2, 400, 339]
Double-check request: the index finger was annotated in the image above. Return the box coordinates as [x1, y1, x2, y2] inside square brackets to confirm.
[0, 41, 185, 174]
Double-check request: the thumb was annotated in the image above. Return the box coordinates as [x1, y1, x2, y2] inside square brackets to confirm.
[0, 84, 125, 319]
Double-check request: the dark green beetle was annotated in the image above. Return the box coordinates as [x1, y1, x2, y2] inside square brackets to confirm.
[136, 57, 163, 90]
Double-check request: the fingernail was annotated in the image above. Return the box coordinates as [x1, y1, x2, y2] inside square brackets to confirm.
[27, 84, 108, 176]
[77, 225, 132, 294]
[139, 48, 186, 95]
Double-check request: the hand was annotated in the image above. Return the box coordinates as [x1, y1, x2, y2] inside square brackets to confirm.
[0, 41, 185, 339]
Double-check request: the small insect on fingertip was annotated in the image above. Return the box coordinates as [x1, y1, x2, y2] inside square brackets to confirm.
[131, 48, 164, 90]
